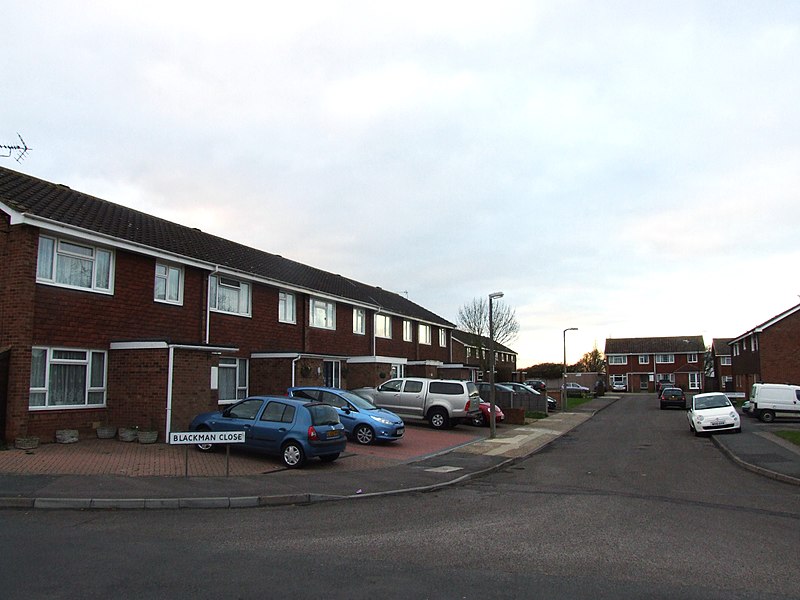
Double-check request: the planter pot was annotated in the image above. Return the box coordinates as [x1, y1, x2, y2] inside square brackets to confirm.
[118, 427, 138, 442]
[137, 430, 157, 444]
[15, 436, 39, 450]
[96, 425, 117, 439]
[56, 429, 79, 444]
[503, 408, 526, 425]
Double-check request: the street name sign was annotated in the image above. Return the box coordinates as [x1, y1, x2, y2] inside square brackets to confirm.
[169, 431, 246, 445]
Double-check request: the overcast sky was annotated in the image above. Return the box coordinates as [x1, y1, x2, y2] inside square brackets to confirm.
[4, 1, 799, 366]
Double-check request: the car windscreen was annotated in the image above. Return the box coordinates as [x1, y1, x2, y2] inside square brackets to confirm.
[306, 403, 340, 426]
[694, 395, 731, 410]
[338, 390, 379, 410]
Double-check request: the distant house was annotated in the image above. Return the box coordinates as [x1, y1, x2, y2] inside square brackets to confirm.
[710, 338, 734, 392]
[0, 166, 457, 443]
[450, 330, 518, 382]
[730, 302, 800, 398]
[604, 336, 706, 392]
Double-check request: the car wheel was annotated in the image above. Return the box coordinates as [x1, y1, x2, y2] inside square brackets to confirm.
[472, 413, 486, 427]
[429, 408, 450, 430]
[759, 410, 776, 423]
[319, 453, 339, 463]
[281, 442, 306, 468]
[353, 424, 375, 445]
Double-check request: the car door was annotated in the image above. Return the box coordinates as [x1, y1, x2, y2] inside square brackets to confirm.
[398, 379, 425, 419]
[217, 398, 265, 447]
[319, 390, 357, 434]
[373, 379, 404, 413]
[250, 400, 297, 452]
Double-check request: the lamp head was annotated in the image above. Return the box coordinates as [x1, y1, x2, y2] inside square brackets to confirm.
[489, 292, 504, 300]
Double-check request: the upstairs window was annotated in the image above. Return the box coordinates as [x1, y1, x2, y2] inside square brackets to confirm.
[656, 354, 675, 364]
[209, 275, 251, 316]
[608, 355, 627, 365]
[688, 353, 698, 363]
[154, 262, 183, 305]
[439, 329, 447, 347]
[720, 356, 732, 366]
[310, 298, 336, 330]
[279, 291, 296, 324]
[37, 235, 113, 294]
[403, 320, 413, 342]
[375, 314, 392, 339]
[353, 308, 366, 335]
[638, 355, 649, 364]
[419, 324, 431, 345]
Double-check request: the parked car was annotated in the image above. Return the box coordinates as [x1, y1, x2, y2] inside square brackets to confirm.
[523, 379, 547, 393]
[353, 378, 481, 430]
[288, 386, 404, 444]
[655, 379, 674, 395]
[189, 396, 346, 468]
[748, 383, 800, 422]
[611, 381, 627, 392]
[499, 382, 551, 412]
[476, 382, 518, 404]
[469, 400, 505, 427]
[686, 392, 741, 436]
[565, 382, 590, 397]
[659, 387, 686, 410]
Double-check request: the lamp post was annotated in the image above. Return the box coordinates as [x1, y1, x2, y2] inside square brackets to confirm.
[488, 292, 504, 438]
[563, 327, 578, 411]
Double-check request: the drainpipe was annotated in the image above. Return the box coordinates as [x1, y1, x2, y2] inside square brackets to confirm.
[291, 354, 301, 387]
[165, 345, 175, 440]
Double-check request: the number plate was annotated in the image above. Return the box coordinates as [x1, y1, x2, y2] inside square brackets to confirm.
[327, 430, 340, 438]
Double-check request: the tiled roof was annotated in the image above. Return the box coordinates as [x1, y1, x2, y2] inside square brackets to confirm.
[451, 330, 516, 354]
[730, 302, 800, 344]
[604, 335, 705, 354]
[711, 338, 733, 356]
[0, 166, 453, 327]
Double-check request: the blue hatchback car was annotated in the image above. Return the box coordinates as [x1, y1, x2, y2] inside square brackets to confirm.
[188, 396, 346, 468]
[288, 386, 405, 445]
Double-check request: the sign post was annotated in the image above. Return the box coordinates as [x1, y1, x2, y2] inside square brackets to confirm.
[169, 431, 246, 477]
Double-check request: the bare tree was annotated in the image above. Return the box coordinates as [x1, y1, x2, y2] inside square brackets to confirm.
[457, 297, 520, 346]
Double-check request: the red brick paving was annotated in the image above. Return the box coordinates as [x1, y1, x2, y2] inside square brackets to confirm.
[0, 424, 485, 477]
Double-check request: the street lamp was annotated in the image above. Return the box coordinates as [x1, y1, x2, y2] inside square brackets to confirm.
[563, 327, 578, 412]
[488, 291, 504, 439]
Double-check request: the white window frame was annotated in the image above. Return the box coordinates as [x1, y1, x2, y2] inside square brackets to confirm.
[418, 324, 431, 345]
[403, 320, 413, 342]
[209, 275, 251, 317]
[310, 297, 336, 330]
[375, 314, 392, 339]
[279, 291, 296, 324]
[687, 353, 698, 363]
[29, 347, 107, 409]
[720, 356, 732, 366]
[688, 372, 701, 390]
[439, 329, 447, 347]
[154, 262, 183, 305]
[218, 357, 248, 404]
[608, 355, 627, 365]
[656, 354, 675, 364]
[36, 235, 114, 294]
[353, 308, 366, 335]
[638, 355, 649, 365]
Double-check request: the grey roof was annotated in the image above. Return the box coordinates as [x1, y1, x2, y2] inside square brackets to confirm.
[711, 338, 733, 356]
[0, 166, 453, 327]
[604, 336, 705, 354]
[451, 330, 516, 355]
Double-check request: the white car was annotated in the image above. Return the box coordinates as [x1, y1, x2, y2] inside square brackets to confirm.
[687, 392, 741, 436]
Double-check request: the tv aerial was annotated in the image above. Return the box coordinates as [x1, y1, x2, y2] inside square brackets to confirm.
[1, 133, 32, 162]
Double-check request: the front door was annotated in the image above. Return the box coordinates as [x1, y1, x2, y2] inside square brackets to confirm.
[323, 360, 341, 388]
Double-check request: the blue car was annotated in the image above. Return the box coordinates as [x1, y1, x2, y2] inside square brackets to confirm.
[188, 396, 346, 468]
[288, 386, 405, 445]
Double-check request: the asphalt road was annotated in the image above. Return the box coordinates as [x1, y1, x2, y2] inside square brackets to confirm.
[2, 394, 798, 599]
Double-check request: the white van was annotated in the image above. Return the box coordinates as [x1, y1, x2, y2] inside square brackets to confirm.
[748, 383, 800, 422]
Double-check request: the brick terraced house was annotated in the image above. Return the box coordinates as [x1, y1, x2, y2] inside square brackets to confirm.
[604, 336, 706, 393]
[450, 330, 518, 382]
[710, 338, 734, 393]
[0, 166, 459, 444]
[730, 302, 800, 398]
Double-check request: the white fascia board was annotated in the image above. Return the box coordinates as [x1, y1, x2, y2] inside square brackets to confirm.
[110, 341, 237, 353]
[250, 352, 349, 360]
[346, 356, 407, 365]
[405, 360, 443, 366]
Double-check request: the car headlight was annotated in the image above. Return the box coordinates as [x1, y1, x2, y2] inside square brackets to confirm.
[696, 415, 704, 422]
[730, 412, 738, 420]
[371, 415, 394, 425]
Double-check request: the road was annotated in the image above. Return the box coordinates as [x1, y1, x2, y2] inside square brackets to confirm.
[2, 394, 798, 599]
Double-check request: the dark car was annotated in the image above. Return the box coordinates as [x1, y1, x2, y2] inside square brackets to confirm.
[659, 387, 686, 410]
[288, 386, 404, 445]
[523, 379, 547, 394]
[189, 396, 346, 468]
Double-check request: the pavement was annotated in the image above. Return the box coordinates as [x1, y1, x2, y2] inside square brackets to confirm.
[0, 395, 798, 510]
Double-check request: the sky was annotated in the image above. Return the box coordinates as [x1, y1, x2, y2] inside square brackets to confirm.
[3, 1, 800, 367]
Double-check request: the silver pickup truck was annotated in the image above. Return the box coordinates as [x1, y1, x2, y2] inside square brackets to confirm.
[353, 378, 481, 429]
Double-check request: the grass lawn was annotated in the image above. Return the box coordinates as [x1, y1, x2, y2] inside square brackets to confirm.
[775, 430, 800, 447]
[564, 395, 594, 410]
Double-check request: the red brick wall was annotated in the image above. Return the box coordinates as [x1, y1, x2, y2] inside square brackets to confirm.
[170, 349, 216, 431]
[760, 313, 800, 385]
